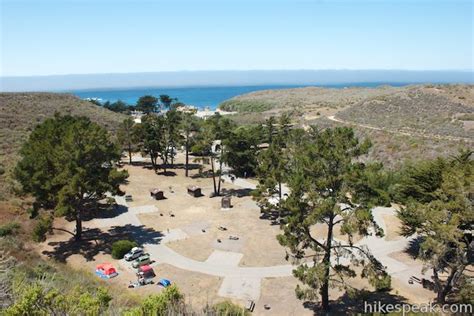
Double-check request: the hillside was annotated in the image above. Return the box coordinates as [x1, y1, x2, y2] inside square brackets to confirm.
[219, 84, 474, 166]
[0, 93, 127, 199]
[219, 85, 407, 115]
[336, 85, 474, 140]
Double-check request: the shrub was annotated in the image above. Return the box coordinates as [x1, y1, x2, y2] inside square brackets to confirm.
[111, 240, 137, 259]
[371, 272, 392, 292]
[0, 222, 20, 237]
[125, 285, 184, 315]
[219, 100, 274, 113]
[32, 215, 53, 242]
[212, 301, 249, 315]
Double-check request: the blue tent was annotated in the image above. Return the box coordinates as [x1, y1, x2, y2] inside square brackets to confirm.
[158, 279, 171, 287]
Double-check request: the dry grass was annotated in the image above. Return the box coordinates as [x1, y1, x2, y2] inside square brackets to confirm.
[337, 85, 474, 139]
[219, 85, 404, 114]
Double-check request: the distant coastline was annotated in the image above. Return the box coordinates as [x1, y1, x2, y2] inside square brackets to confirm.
[70, 82, 415, 110]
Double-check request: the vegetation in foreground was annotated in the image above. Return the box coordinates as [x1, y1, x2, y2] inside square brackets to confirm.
[1, 236, 245, 315]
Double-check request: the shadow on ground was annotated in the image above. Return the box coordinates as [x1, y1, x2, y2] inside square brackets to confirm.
[259, 209, 288, 226]
[77, 203, 128, 221]
[405, 236, 423, 259]
[221, 188, 254, 198]
[42, 224, 163, 263]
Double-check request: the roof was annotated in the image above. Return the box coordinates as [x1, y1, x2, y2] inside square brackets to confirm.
[149, 188, 163, 194]
[187, 185, 201, 191]
[139, 265, 153, 272]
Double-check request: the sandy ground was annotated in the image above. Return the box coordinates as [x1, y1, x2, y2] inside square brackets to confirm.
[310, 223, 363, 244]
[382, 214, 403, 241]
[257, 277, 313, 316]
[132, 263, 224, 309]
[128, 159, 288, 267]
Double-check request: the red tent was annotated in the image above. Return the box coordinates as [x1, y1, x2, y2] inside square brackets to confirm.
[96, 263, 118, 278]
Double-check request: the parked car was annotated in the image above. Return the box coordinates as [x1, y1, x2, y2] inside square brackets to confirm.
[132, 254, 151, 268]
[137, 264, 155, 278]
[158, 278, 171, 288]
[124, 247, 144, 261]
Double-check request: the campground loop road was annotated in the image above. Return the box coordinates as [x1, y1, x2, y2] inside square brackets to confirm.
[109, 176, 428, 301]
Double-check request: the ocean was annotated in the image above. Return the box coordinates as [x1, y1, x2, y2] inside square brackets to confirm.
[71, 83, 411, 110]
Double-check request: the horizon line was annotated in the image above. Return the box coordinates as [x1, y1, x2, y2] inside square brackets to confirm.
[2, 68, 473, 78]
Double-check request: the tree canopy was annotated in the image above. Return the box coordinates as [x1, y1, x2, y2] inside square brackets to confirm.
[117, 117, 140, 164]
[136, 95, 159, 113]
[223, 125, 263, 177]
[395, 150, 473, 304]
[15, 114, 128, 241]
[193, 114, 235, 195]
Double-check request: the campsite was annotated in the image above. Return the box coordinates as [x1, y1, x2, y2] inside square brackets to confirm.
[31, 150, 442, 315]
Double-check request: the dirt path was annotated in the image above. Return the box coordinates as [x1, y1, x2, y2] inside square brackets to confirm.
[327, 115, 473, 142]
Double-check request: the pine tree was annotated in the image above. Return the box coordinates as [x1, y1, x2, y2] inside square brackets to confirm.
[396, 150, 473, 303]
[15, 114, 128, 241]
[117, 117, 138, 164]
[180, 112, 200, 177]
[257, 126, 389, 312]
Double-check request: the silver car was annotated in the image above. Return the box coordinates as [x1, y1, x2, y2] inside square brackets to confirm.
[124, 247, 143, 261]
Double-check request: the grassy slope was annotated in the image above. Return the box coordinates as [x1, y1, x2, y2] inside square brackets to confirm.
[221, 84, 474, 167]
[218, 85, 406, 114]
[0, 93, 127, 199]
[336, 85, 474, 139]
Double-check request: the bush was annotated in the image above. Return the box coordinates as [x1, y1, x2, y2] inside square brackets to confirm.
[371, 272, 392, 292]
[125, 285, 184, 315]
[111, 240, 137, 259]
[0, 222, 20, 237]
[32, 215, 53, 242]
[212, 301, 249, 315]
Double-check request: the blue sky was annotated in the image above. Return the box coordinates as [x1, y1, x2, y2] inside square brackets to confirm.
[1, 0, 472, 76]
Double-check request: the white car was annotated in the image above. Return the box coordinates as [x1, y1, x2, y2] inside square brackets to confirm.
[124, 247, 144, 261]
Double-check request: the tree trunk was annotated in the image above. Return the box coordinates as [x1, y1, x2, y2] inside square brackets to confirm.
[436, 268, 458, 304]
[278, 181, 282, 221]
[321, 216, 334, 313]
[211, 157, 217, 195]
[185, 138, 189, 177]
[150, 153, 157, 171]
[217, 160, 223, 195]
[128, 142, 132, 164]
[75, 208, 82, 241]
[216, 148, 224, 195]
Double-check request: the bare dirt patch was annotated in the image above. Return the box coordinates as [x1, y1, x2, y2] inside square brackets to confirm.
[310, 223, 363, 244]
[382, 214, 403, 241]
